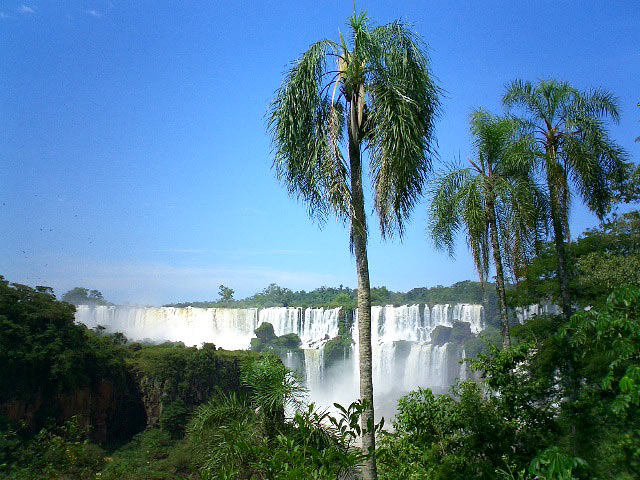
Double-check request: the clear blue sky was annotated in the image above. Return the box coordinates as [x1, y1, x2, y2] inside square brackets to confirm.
[1, 1, 638, 305]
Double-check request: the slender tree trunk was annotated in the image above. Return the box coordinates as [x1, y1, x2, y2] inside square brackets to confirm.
[486, 197, 511, 349]
[560, 179, 571, 243]
[546, 157, 578, 454]
[547, 162, 572, 322]
[348, 96, 377, 480]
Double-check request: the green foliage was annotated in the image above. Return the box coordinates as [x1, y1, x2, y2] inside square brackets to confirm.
[254, 321, 276, 342]
[504, 79, 629, 318]
[504, 79, 627, 223]
[188, 357, 376, 479]
[0, 277, 84, 400]
[159, 399, 188, 439]
[497, 447, 588, 480]
[0, 277, 140, 443]
[188, 392, 262, 478]
[528, 447, 587, 479]
[276, 332, 302, 349]
[128, 343, 255, 399]
[563, 285, 640, 416]
[250, 322, 302, 359]
[218, 284, 234, 303]
[258, 401, 374, 480]
[0, 416, 106, 479]
[612, 162, 640, 204]
[61, 287, 110, 306]
[429, 111, 543, 280]
[323, 335, 353, 366]
[378, 382, 549, 480]
[241, 354, 306, 422]
[511, 211, 640, 308]
[99, 428, 194, 480]
[471, 286, 640, 479]
[267, 12, 440, 235]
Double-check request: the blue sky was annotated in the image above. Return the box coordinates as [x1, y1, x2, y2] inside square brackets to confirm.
[1, 1, 639, 305]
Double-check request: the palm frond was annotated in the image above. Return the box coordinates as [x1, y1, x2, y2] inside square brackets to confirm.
[503, 79, 547, 125]
[242, 354, 307, 414]
[267, 39, 350, 225]
[578, 87, 621, 123]
[366, 21, 441, 238]
[460, 177, 490, 282]
[428, 167, 470, 256]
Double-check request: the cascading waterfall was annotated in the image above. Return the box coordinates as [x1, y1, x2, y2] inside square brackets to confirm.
[428, 304, 452, 330]
[459, 348, 468, 381]
[76, 302, 486, 409]
[75, 305, 258, 350]
[303, 349, 325, 391]
[258, 307, 301, 337]
[402, 343, 450, 391]
[301, 307, 340, 347]
[453, 304, 485, 334]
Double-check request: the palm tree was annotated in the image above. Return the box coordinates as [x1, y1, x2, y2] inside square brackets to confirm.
[504, 79, 628, 321]
[267, 12, 439, 478]
[429, 111, 544, 349]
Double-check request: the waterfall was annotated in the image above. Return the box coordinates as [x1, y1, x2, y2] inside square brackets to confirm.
[303, 349, 325, 391]
[515, 302, 561, 323]
[452, 304, 485, 334]
[301, 307, 341, 347]
[76, 302, 482, 408]
[429, 304, 452, 330]
[258, 307, 301, 336]
[403, 343, 450, 391]
[459, 348, 468, 381]
[75, 305, 258, 350]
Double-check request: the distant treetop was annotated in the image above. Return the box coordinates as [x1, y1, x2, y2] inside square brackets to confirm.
[62, 287, 111, 306]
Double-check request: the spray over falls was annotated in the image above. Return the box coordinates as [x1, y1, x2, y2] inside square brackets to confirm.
[76, 303, 485, 410]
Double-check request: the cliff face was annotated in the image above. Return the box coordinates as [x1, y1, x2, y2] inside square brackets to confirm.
[127, 345, 258, 429]
[1, 375, 146, 444]
[56, 377, 146, 443]
[1, 345, 259, 443]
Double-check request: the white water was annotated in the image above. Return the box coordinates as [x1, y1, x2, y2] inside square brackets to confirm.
[76, 303, 485, 412]
[515, 303, 560, 323]
[75, 305, 259, 350]
[301, 307, 340, 347]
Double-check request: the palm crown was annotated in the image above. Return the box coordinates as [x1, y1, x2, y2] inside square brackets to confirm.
[429, 110, 544, 346]
[430, 111, 543, 281]
[268, 12, 440, 238]
[504, 79, 627, 231]
[503, 79, 628, 318]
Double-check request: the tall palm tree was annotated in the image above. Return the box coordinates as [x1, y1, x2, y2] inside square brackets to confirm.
[504, 79, 628, 321]
[429, 111, 544, 349]
[267, 13, 439, 478]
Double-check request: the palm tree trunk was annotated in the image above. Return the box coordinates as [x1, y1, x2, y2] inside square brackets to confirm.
[547, 162, 578, 453]
[547, 167, 572, 322]
[348, 97, 377, 480]
[486, 197, 511, 349]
